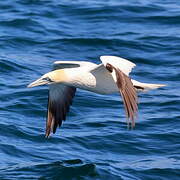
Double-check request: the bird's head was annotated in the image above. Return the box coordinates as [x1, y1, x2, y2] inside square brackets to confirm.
[28, 69, 67, 88]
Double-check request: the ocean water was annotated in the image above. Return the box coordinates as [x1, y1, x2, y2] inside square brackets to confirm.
[0, 0, 179, 179]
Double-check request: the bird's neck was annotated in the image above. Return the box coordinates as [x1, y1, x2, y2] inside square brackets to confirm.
[50, 69, 69, 83]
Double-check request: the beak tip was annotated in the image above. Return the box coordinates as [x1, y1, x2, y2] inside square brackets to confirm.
[27, 84, 32, 88]
[27, 81, 37, 88]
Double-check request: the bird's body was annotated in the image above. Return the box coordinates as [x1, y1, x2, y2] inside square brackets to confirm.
[28, 56, 165, 137]
[62, 65, 118, 94]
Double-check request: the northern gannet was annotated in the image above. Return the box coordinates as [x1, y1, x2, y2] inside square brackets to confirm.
[28, 56, 165, 137]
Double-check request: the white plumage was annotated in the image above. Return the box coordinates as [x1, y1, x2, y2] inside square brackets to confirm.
[100, 55, 136, 75]
[28, 55, 165, 137]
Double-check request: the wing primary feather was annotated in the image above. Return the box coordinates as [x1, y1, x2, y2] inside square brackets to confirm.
[46, 96, 53, 137]
[106, 63, 138, 128]
[45, 84, 76, 137]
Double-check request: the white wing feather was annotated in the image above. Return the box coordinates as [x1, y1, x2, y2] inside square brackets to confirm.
[53, 61, 95, 70]
[100, 56, 136, 76]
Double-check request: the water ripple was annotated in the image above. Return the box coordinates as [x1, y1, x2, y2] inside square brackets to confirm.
[0, 0, 179, 179]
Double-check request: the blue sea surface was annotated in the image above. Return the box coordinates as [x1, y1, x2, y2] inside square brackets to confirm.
[0, 0, 179, 179]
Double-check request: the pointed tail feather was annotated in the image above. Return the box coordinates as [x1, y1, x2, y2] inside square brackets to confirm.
[132, 80, 166, 91]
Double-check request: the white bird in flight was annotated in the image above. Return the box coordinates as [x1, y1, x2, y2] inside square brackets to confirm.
[28, 56, 165, 137]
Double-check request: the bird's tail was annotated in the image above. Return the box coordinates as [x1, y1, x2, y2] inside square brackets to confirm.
[132, 80, 166, 91]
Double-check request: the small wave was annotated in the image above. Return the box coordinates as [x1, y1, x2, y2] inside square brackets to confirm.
[0, 58, 32, 73]
[0, 18, 41, 29]
[1, 160, 98, 179]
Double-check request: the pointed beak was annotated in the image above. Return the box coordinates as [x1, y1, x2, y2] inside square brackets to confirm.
[27, 78, 49, 88]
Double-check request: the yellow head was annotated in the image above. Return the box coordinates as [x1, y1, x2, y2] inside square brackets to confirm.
[28, 69, 67, 88]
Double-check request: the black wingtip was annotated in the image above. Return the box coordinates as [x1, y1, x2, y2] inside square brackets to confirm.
[45, 85, 76, 137]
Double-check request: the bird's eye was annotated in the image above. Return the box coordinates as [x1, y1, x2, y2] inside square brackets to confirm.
[43, 77, 52, 82]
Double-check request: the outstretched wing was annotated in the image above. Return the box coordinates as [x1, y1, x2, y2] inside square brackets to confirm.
[46, 60, 96, 137]
[46, 84, 76, 137]
[106, 63, 138, 127]
[92, 55, 138, 127]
